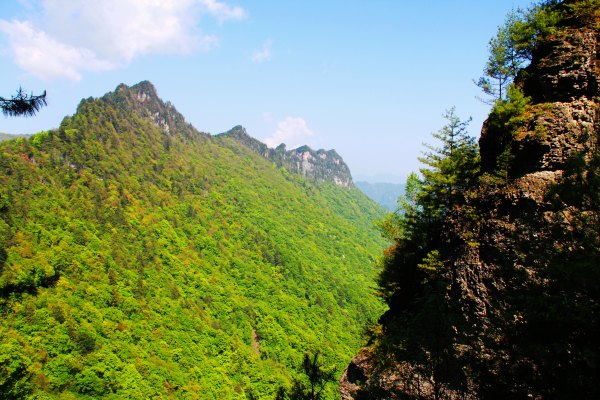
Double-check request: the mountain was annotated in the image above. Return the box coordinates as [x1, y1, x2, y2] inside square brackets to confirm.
[355, 181, 406, 211]
[0, 81, 387, 399]
[0, 133, 30, 142]
[218, 125, 354, 187]
[341, 3, 599, 399]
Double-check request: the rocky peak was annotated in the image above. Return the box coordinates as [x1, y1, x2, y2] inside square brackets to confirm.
[287, 145, 353, 187]
[218, 126, 354, 187]
[101, 81, 191, 136]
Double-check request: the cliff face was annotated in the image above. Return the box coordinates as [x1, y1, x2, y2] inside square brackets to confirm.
[341, 11, 599, 400]
[218, 126, 354, 187]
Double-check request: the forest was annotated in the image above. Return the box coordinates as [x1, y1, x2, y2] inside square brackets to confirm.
[1, 1, 599, 399]
[0, 82, 387, 399]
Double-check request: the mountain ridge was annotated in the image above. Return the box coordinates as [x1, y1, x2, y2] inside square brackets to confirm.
[0, 81, 386, 399]
[217, 125, 354, 187]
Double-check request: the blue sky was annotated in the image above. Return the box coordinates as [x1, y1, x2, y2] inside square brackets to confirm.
[0, 0, 533, 183]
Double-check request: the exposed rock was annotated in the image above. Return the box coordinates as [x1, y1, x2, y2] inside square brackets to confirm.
[218, 126, 354, 187]
[524, 28, 598, 103]
[102, 81, 200, 139]
[512, 99, 596, 175]
[342, 9, 599, 400]
[481, 27, 598, 176]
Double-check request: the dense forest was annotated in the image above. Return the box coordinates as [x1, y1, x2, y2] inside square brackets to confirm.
[341, 1, 599, 398]
[0, 82, 387, 399]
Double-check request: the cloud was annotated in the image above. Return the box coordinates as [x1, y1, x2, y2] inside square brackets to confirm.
[200, 0, 246, 22]
[0, 20, 114, 81]
[0, 0, 246, 81]
[252, 40, 272, 63]
[264, 117, 315, 149]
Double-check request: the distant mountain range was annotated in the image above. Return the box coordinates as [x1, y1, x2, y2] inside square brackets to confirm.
[0, 132, 31, 141]
[355, 181, 405, 211]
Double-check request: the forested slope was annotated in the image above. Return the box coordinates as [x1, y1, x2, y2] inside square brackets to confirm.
[0, 81, 386, 399]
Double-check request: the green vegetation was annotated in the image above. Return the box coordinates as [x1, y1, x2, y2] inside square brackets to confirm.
[273, 352, 336, 400]
[476, 0, 580, 103]
[365, 108, 479, 398]
[377, 107, 479, 308]
[360, 1, 600, 398]
[0, 83, 386, 399]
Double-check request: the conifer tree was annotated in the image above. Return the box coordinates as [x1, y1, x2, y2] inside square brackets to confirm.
[418, 107, 479, 221]
[476, 11, 522, 102]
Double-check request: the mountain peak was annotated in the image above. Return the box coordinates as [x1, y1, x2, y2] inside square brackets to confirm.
[101, 80, 192, 137]
[218, 127, 354, 187]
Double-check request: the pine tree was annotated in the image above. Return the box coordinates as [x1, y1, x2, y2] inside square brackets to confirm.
[418, 107, 479, 221]
[475, 11, 523, 102]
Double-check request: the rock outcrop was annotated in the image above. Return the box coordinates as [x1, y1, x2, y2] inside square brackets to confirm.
[218, 125, 354, 187]
[341, 7, 599, 399]
[96, 83, 354, 188]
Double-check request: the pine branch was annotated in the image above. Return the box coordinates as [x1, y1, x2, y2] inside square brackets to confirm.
[0, 87, 47, 117]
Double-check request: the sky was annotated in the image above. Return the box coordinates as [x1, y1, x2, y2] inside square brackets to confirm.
[0, 0, 534, 183]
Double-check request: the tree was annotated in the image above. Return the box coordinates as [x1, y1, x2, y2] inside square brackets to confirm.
[418, 107, 479, 220]
[275, 352, 336, 400]
[476, 1, 563, 102]
[0, 87, 47, 117]
[476, 12, 523, 102]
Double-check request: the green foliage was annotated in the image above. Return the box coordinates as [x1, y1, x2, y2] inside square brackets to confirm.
[377, 172, 420, 242]
[376, 107, 479, 306]
[484, 84, 532, 180]
[369, 109, 480, 396]
[476, 0, 564, 101]
[510, 1, 563, 60]
[566, 0, 600, 26]
[476, 11, 523, 102]
[416, 250, 444, 283]
[418, 107, 479, 221]
[275, 352, 337, 400]
[0, 85, 387, 399]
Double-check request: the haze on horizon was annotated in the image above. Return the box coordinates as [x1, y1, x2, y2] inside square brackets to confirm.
[0, 0, 533, 183]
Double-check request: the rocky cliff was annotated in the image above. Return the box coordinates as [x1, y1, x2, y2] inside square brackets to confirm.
[218, 125, 354, 187]
[341, 4, 599, 399]
[105, 81, 200, 139]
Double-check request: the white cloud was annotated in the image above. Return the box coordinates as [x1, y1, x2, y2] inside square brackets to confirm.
[264, 117, 315, 149]
[0, 0, 246, 81]
[252, 40, 272, 63]
[0, 20, 114, 81]
[199, 0, 246, 22]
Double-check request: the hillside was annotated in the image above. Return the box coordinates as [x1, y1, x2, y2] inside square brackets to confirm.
[341, 1, 599, 399]
[0, 81, 387, 399]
